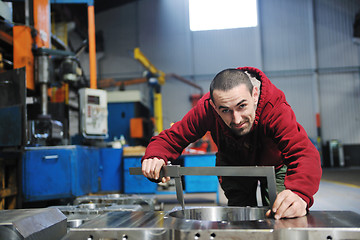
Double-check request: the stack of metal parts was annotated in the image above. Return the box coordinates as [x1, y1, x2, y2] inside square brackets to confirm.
[73, 193, 158, 211]
[0, 208, 67, 240]
[62, 206, 360, 240]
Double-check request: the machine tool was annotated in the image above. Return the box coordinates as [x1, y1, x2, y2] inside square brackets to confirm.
[59, 165, 360, 240]
[61, 209, 360, 240]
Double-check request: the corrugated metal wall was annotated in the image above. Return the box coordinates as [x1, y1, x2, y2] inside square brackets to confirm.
[316, 0, 360, 144]
[93, 0, 360, 144]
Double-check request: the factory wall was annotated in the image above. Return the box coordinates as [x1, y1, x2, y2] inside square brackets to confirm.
[90, 0, 360, 145]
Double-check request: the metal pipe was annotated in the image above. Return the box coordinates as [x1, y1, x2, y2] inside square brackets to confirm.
[87, 4, 97, 89]
[40, 83, 48, 115]
[166, 73, 203, 95]
[35, 54, 50, 115]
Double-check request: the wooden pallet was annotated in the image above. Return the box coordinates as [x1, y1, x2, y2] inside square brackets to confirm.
[0, 158, 17, 209]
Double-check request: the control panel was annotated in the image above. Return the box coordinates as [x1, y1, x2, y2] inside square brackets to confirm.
[79, 88, 108, 138]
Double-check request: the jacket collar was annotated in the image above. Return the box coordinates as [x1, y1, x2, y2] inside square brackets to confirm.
[237, 66, 271, 127]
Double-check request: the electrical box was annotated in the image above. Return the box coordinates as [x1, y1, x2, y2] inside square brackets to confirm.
[79, 88, 108, 138]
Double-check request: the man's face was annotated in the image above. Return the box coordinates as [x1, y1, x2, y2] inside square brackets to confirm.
[210, 84, 259, 136]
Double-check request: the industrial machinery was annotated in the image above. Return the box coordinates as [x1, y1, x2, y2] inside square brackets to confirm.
[0, 0, 101, 147]
[61, 208, 360, 240]
[0, 164, 360, 239]
[58, 165, 360, 240]
[0, 0, 104, 209]
[0, 203, 359, 239]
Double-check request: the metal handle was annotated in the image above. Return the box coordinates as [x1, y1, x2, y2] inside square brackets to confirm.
[42, 155, 59, 161]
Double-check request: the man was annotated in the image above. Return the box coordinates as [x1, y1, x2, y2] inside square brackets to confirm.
[141, 67, 322, 219]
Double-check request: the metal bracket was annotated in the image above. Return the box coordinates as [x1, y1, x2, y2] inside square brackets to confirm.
[130, 165, 277, 210]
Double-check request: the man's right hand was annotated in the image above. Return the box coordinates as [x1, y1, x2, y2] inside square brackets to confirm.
[142, 157, 170, 183]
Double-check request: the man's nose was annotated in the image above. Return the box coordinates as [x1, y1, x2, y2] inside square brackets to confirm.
[232, 110, 242, 124]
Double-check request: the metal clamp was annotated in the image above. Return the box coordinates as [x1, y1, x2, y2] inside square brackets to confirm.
[130, 165, 277, 211]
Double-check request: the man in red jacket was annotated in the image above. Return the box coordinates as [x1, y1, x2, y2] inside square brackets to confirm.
[141, 67, 322, 219]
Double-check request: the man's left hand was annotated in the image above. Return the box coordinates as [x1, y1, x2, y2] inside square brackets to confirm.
[265, 189, 307, 219]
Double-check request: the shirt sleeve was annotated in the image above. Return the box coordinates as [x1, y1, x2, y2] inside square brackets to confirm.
[141, 95, 213, 164]
[264, 101, 322, 208]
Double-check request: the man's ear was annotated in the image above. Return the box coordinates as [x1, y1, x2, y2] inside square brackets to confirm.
[253, 86, 259, 105]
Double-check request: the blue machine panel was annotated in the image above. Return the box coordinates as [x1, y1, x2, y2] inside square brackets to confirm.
[23, 148, 72, 201]
[107, 102, 151, 146]
[107, 102, 135, 144]
[23, 146, 100, 202]
[123, 157, 157, 194]
[183, 154, 218, 193]
[73, 146, 100, 196]
[99, 148, 123, 192]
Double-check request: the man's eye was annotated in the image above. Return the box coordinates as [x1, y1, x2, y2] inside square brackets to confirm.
[239, 104, 246, 109]
[222, 109, 230, 113]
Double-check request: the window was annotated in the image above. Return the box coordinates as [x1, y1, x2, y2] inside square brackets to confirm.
[189, 0, 258, 31]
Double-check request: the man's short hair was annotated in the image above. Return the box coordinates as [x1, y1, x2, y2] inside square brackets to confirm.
[210, 69, 253, 101]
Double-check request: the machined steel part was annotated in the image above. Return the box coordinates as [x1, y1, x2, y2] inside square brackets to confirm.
[130, 165, 277, 210]
[168, 206, 266, 222]
[51, 203, 143, 229]
[0, 208, 67, 240]
[73, 193, 157, 211]
[62, 208, 360, 240]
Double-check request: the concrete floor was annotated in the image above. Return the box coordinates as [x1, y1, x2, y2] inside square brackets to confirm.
[157, 167, 360, 214]
[312, 167, 360, 214]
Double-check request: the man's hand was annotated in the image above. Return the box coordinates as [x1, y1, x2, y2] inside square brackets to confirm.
[142, 157, 170, 183]
[266, 189, 307, 219]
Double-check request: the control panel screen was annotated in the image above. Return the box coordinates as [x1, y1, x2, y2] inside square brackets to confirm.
[87, 95, 100, 105]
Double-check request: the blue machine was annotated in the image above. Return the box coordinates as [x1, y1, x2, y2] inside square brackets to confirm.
[107, 91, 152, 146]
[99, 148, 123, 192]
[123, 156, 157, 194]
[22, 146, 123, 202]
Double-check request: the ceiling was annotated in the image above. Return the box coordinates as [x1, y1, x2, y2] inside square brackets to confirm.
[10, 0, 138, 51]
[51, 0, 138, 40]
[94, 0, 138, 13]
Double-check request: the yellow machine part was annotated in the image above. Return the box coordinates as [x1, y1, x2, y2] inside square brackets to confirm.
[133, 47, 165, 133]
[153, 91, 163, 134]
